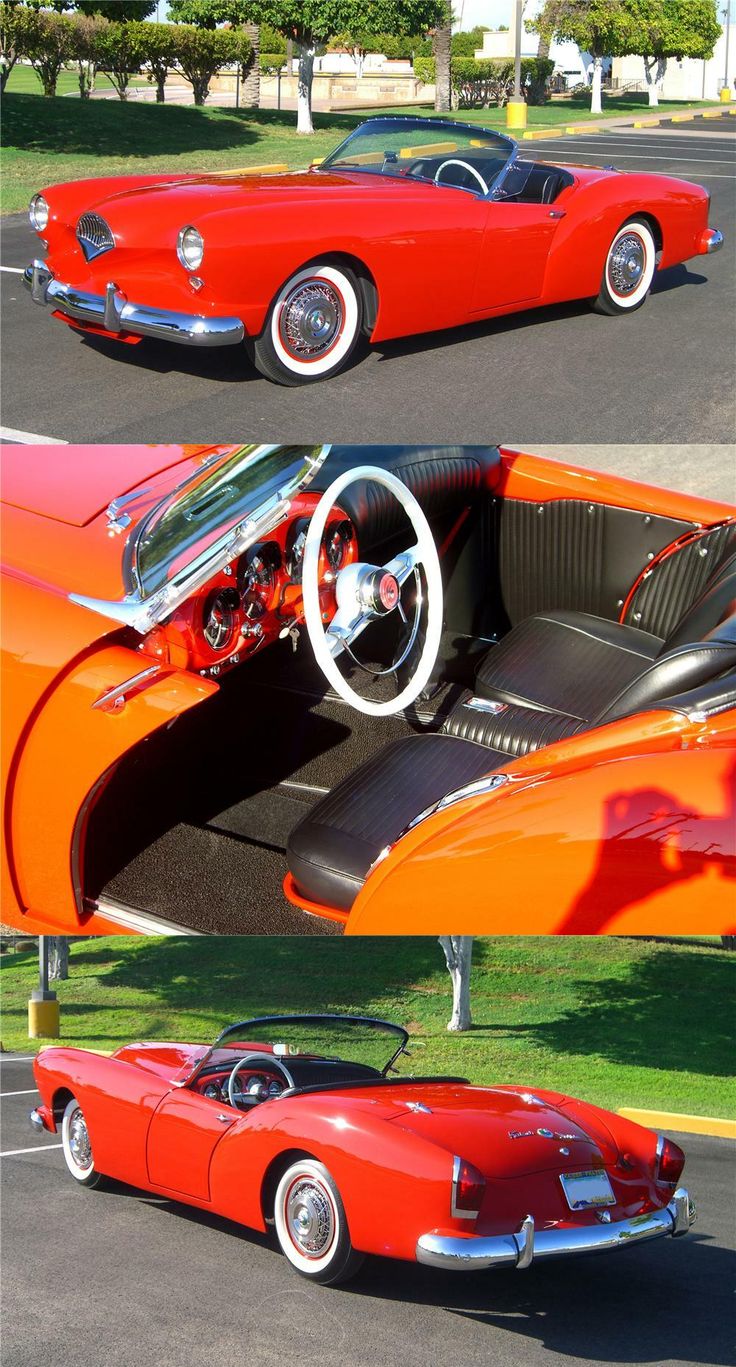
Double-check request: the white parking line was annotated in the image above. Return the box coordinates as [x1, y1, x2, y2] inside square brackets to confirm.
[0, 266, 25, 275]
[1, 1090, 38, 1097]
[0, 1056, 36, 1063]
[533, 148, 735, 163]
[0, 1144, 62, 1158]
[0, 426, 68, 445]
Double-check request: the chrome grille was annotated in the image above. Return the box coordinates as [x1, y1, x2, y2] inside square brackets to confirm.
[76, 212, 115, 261]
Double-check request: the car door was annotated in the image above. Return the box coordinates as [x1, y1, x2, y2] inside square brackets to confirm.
[146, 1089, 243, 1200]
[471, 201, 564, 310]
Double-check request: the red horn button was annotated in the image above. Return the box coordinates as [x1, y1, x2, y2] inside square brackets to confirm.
[378, 573, 399, 611]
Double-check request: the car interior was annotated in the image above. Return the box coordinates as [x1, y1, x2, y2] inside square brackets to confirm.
[83, 446, 736, 935]
[405, 152, 574, 203]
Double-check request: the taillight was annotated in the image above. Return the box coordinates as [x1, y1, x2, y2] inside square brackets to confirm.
[451, 1156, 485, 1218]
[656, 1135, 685, 1184]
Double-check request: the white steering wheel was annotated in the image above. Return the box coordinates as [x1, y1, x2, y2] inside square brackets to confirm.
[302, 467, 444, 717]
[227, 1052, 295, 1110]
[434, 158, 489, 196]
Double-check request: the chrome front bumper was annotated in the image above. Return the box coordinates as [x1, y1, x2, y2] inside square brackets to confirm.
[29, 1108, 46, 1133]
[23, 260, 245, 347]
[416, 1188, 695, 1271]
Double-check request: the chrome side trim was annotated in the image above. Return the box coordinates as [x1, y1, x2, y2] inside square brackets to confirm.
[91, 665, 163, 713]
[415, 1189, 694, 1271]
[366, 772, 509, 879]
[23, 262, 245, 347]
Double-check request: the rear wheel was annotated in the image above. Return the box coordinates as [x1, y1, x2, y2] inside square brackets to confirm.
[252, 263, 363, 386]
[273, 1158, 364, 1285]
[60, 1097, 104, 1188]
[592, 219, 657, 315]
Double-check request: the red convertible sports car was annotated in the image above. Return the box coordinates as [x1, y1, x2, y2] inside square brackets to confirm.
[23, 115, 723, 384]
[30, 1013, 696, 1286]
[2, 443, 735, 937]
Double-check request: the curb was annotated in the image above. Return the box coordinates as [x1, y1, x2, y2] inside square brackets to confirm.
[618, 1107, 736, 1140]
[520, 103, 735, 141]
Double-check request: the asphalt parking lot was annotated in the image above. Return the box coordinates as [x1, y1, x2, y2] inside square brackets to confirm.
[1, 126, 734, 446]
[1, 1055, 734, 1367]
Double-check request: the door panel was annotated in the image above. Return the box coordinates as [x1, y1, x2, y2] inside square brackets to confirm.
[472, 204, 562, 309]
[146, 1090, 240, 1199]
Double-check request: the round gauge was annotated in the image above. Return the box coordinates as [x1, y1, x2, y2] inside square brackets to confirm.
[325, 520, 352, 574]
[203, 1083, 220, 1099]
[267, 1080, 283, 1098]
[286, 523, 309, 582]
[246, 1074, 267, 1098]
[242, 550, 277, 620]
[203, 588, 239, 652]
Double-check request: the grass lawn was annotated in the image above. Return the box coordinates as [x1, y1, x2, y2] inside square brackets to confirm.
[5, 64, 148, 98]
[356, 92, 712, 127]
[1, 935, 734, 1118]
[0, 89, 720, 215]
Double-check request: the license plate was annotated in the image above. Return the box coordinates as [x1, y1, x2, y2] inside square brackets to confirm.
[560, 1169, 615, 1211]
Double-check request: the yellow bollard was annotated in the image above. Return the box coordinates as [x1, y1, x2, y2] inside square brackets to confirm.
[28, 996, 60, 1038]
[506, 99, 528, 130]
[720, 87, 732, 103]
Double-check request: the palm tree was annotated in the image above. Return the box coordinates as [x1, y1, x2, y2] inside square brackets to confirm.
[434, 19, 451, 112]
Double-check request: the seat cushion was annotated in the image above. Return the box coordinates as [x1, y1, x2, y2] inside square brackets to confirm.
[475, 611, 663, 722]
[287, 733, 504, 913]
[442, 691, 583, 756]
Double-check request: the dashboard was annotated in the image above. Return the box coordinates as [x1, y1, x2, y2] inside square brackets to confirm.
[138, 491, 356, 678]
[194, 1066, 287, 1107]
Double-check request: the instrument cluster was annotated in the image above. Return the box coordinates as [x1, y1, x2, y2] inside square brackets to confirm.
[196, 1069, 285, 1107]
[140, 492, 356, 678]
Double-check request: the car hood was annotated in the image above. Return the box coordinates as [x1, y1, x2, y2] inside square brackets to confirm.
[113, 1040, 209, 1081]
[83, 168, 451, 230]
[382, 1084, 617, 1177]
[0, 445, 216, 528]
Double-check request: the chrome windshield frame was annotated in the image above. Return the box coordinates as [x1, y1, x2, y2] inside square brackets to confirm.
[318, 114, 519, 200]
[69, 444, 331, 634]
[175, 1013, 410, 1090]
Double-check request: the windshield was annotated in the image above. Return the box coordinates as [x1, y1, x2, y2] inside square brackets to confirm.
[70, 443, 329, 633]
[320, 117, 517, 198]
[179, 1015, 410, 1087]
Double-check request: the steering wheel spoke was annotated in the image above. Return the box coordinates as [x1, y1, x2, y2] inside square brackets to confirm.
[325, 604, 373, 659]
[383, 544, 421, 588]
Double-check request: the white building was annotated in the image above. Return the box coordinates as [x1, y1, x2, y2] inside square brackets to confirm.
[474, 28, 602, 90]
[612, 21, 734, 101]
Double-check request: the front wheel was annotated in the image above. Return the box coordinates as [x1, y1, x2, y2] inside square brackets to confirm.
[60, 1097, 104, 1188]
[273, 1158, 365, 1285]
[592, 219, 657, 315]
[252, 263, 363, 386]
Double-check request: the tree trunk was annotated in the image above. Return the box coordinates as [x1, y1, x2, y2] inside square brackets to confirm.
[354, 46, 364, 80]
[589, 54, 603, 115]
[433, 23, 451, 113]
[296, 42, 315, 134]
[1, 54, 18, 93]
[241, 22, 260, 107]
[192, 75, 209, 105]
[439, 936, 474, 1031]
[156, 68, 166, 102]
[48, 937, 69, 982]
[78, 60, 96, 99]
[644, 55, 666, 106]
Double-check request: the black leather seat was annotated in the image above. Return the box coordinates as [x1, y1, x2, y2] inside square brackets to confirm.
[287, 733, 504, 912]
[287, 549, 736, 912]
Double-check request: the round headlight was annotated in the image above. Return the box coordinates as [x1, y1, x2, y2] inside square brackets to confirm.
[177, 225, 204, 271]
[29, 194, 49, 232]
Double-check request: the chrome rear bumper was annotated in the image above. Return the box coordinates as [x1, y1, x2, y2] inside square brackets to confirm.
[700, 228, 724, 254]
[23, 260, 245, 347]
[416, 1188, 695, 1271]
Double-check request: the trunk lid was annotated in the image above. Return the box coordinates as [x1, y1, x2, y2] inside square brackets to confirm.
[384, 1084, 617, 1177]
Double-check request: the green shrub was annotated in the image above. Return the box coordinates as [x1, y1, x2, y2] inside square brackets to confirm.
[414, 54, 553, 106]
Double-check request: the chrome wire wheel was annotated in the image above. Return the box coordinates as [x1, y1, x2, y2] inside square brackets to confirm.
[607, 231, 646, 298]
[273, 1158, 364, 1284]
[61, 1097, 101, 1186]
[257, 262, 363, 384]
[285, 1176, 336, 1258]
[279, 279, 343, 361]
[593, 218, 657, 315]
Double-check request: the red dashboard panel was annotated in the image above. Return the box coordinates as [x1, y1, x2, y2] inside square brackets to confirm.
[137, 492, 356, 678]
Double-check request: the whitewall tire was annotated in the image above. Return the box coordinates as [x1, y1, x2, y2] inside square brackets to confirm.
[60, 1098, 104, 1188]
[253, 264, 363, 385]
[593, 219, 657, 315]
[273, 1158, 364, 1285]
